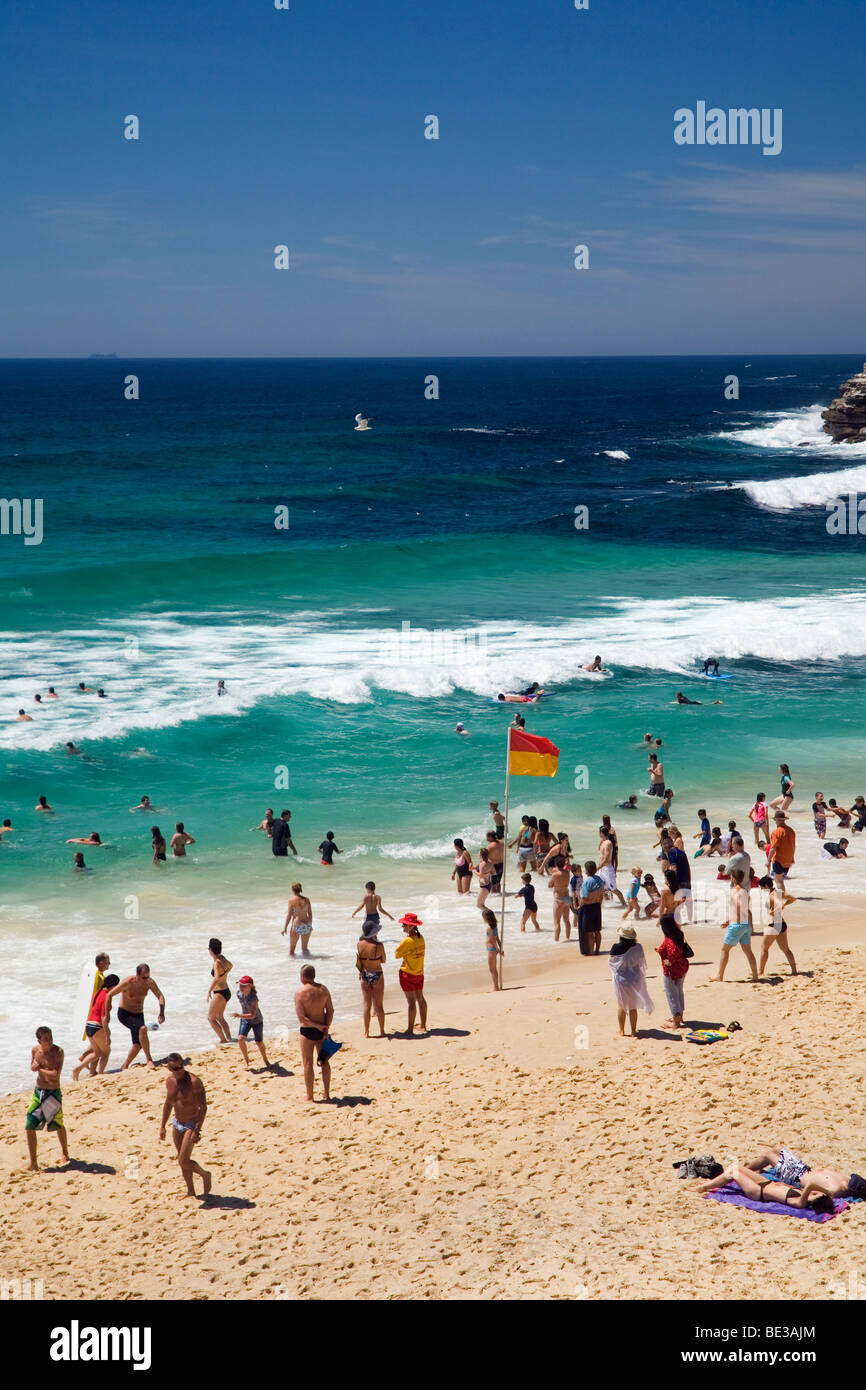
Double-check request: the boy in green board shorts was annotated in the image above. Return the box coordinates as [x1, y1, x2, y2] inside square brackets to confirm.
[26, 1027, 69, 1170]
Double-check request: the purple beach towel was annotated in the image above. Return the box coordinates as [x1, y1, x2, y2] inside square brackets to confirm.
[704, 1182, 848, 1222]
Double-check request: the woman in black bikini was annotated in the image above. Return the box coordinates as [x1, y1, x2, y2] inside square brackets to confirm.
[151, 825, 166, 863]
[698, 1163, 835, 1213]
[356, 920, 387, 1038]
[207, 937, 233, 1043]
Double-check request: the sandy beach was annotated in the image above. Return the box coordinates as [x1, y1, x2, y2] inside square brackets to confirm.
[3, 835, 864, 1302]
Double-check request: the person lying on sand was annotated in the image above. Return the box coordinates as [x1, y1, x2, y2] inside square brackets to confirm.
[695, 1144, 866, 1205]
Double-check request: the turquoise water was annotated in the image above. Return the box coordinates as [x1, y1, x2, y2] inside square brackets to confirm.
[2, 356, 865, 1087]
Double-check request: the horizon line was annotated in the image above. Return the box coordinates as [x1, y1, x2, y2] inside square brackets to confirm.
[0, 351, 863, 362]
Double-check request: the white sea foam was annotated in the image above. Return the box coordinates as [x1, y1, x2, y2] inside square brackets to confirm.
[719, 404, 866, 454]
[739, 464, 866, 511]
[380, 820, 491, 860]
[602, 449, 630, 460]
[4, 588, 866, 749]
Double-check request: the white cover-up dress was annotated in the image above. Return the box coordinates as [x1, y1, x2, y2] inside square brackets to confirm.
[609, 942, 654, 1013]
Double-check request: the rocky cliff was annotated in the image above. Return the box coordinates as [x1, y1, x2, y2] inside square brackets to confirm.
[822, 363, 866, 442]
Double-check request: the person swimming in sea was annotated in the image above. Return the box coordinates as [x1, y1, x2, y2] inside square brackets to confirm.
[455, 722, 469, 736]
[217, 680, 226, 696]
[582, 655, 606, 672]
[676, 690, 722, 706]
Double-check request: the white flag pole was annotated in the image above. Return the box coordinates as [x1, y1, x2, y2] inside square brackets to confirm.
[499, 722, 511, 988]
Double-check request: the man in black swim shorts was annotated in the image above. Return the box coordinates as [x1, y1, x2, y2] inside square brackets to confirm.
[294, 964, 334, 1102]
[104, 964, 165, 1070]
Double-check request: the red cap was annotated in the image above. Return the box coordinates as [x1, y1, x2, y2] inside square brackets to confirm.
[238, 975, 254, 984]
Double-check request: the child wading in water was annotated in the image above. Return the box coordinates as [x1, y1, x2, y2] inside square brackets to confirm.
[622, 865, 642, 920]
[514, 872, 539, 930]
[641, 873, 661, 918]
[351, 881, 394, 935]
[482, 908, 504, 991]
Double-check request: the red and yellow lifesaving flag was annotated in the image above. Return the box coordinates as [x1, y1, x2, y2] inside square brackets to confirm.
[508, 728, 559, 777]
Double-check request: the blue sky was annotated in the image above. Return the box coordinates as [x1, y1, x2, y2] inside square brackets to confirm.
[2, 0, 865, 355]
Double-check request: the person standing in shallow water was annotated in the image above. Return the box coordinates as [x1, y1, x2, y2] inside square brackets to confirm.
[170, 821, 195, 857]
[451, 838, 473, 895]
[283, 882, 313, 956]
[271, 809, 296, 857]
[474, 847, 495, 908]
[770, 764, 795, 812]
[352, 881, 394, 936]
